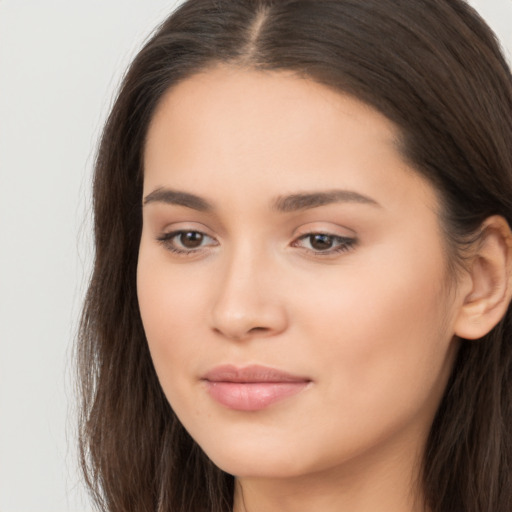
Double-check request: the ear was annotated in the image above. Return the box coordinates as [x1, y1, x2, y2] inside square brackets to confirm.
[454, 215, 512, 340]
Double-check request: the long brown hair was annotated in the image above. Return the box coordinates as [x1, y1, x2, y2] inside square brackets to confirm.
[77, 1, 512, 511]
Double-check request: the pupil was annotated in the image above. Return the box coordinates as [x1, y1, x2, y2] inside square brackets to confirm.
[181, 232, 203, 248]
[311, 234, 333, 250]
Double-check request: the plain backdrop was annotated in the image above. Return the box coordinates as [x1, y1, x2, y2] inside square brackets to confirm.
[0, 1, 510, 511]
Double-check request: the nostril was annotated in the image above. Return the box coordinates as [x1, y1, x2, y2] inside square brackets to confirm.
[248, 326, 269, 334]
[212, 325, 271, 341]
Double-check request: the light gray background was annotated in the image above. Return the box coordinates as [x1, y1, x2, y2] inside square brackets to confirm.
[0, 1, 510, 511]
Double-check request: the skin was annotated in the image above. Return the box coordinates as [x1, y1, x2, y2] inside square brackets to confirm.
[137, 65, 481, 512]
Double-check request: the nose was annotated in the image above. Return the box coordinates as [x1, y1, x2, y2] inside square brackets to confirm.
[209, 247, 288, 341]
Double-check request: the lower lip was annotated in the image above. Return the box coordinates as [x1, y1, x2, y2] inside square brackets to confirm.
[204, 381, 309, 411]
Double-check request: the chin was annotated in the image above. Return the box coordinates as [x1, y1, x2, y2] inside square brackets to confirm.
[197, 432, 336, 480]
[209, 452, 308, 479]
[191, 431, 301, 478]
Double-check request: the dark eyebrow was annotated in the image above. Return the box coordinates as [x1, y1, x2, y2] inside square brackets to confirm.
[143, 187, 380, 213]
[143, 188, 213, 211]
[273, 190, 381, 212]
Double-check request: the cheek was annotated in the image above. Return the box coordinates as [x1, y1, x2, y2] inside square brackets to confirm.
[296, 242, 455, 427]
[136, 247, 207, 394]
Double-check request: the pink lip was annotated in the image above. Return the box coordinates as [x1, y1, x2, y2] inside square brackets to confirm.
[202, 365, 311, 411]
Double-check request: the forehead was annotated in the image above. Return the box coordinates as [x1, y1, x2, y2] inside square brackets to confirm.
[143, 64, 437, 218]
[145, 64, 399, 162]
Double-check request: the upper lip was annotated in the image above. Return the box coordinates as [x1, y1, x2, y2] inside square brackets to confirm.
[202, 364, 311, 383]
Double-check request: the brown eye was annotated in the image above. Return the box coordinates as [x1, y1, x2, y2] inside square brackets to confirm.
[157, 229, 217, 254]
[309, 234, 334, 250]
[292, 232, 356, 255]
[180, 231, 204, 248]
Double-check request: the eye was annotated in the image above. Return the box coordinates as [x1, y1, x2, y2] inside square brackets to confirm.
[157, 230, 218, 254]
[293, 233, 356, 255]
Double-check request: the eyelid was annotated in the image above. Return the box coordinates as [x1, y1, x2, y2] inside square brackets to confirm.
[292, 232, 357, 255]
[291, 223, 358, 256]
[292, 221, 356, 239]
[156, 225, 219, 256]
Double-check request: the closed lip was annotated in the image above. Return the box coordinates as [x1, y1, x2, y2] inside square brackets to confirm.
[201, 364, 312, 411]
[201, 364, 311, 384]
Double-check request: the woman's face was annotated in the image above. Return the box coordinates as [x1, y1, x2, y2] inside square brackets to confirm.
[138, 66, 464, 480]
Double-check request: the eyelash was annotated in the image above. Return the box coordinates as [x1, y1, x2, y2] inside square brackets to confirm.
[157, 230, 218, 255]
[292, 233, 356, 255]
[156, 230, 357, 256]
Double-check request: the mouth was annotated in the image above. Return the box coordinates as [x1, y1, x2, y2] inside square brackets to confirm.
[201, 364, 311, 411]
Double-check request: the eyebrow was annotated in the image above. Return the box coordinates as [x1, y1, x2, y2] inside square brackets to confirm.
[272, 190, 381, 212]
[142, 187, 381, 212]
[143, 188, 213, 211]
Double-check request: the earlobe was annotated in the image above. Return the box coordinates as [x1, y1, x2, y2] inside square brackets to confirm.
[454, 216, 512, 340]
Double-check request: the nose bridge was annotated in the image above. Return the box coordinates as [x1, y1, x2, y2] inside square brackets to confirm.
[210, 239, 287, 340]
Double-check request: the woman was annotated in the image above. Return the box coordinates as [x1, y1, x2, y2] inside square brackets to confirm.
[77, 1, 512, 511]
